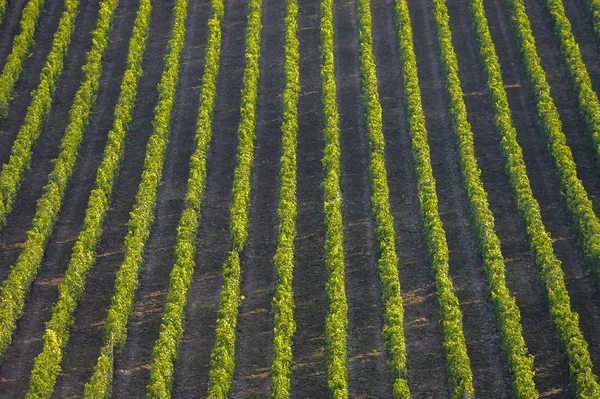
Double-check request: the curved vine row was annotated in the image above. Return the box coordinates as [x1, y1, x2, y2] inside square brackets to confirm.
[503, 0, 600, 289]
[472, 0, 600, 396]
[394, 0, 474, 397]
[355, 0, 410, 396]
[432, 0, 537, 396]
[542, 0, 600, 168]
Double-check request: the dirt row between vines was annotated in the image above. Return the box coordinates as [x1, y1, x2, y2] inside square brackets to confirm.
[0, 0, 137, 396]
[1, 0, 600, 397]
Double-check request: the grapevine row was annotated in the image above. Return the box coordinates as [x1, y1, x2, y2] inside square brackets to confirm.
[504, 0, 600, 289]
[432, 0, 537, 396]
[79, 1, 152, 395]
[396, 0, 474, 399]
[584, 0, 600, 47]
[543, 0, 600, 168]
[0, 0, 118, 364]
[0, 0, 47, 119]
[269, 0, 300, 395]
[320, 0, 348, 395]
[355, 0, 409, 396]
[471, 0, 600, 396]
[395, 0, 474, 397]
[202, 0, 262, 395]
[0, 0, 80, 232]
[0, 0, 6, 25]
[142, 0, 224, 396]
[23, 0, 152, 396]
[59, 0, 189, 396]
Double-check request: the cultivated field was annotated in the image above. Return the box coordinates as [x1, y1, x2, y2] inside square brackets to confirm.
[0, 0, 600, 397]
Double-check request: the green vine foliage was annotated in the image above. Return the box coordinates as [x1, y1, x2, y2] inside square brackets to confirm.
[473, 0, 600, 396]
[0, 0, 118, 368]
[0, 0, 48, 119]
[585, 0, 600, 48]
[320, 0, 348, 396]
[203, 0, 262, 396]
[433, 0, 537, 397]
[0, 0, 80, 233]
[144, 0, 224, 396]
[391, 0, 475, 397]
[355, 0, 410, 396]
[504, 0, 600, 287]
[0, 0, 6, 25]
[269, 0, 300, 396]
[18, 0, 151, 396]
[543, 0, 600, 170]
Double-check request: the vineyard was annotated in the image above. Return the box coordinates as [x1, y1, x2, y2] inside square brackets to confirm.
[1, 0, 600, 397]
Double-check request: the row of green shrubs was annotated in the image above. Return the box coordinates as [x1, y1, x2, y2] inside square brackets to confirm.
[320, 0, 348, 396]
[17, 0, 151, 397]
[355, 0, 409, 396]
[504, 0, 600, 287]
[475, 0, 600, 396]
[395, 0, 474, 398]
[269, 0, 300, 396]
[0, 0, 117, 366]
[585, 0, 600, 48]
[433, 0, 537, 397]
[25, 0, 126, 396]
[0, 0, 80, 232]
[0, 0, 47, 119]
[203, 0, 262, 396]
[145, 0, 224, 397]
[543, 0, 600, 173]
[0, 0, 6, 25]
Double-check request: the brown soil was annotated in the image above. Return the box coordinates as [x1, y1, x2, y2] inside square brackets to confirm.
[331, 0, 394, 396]
[0, 0, 135, 396]
[483, 0, 600, 395]
[2, 0, 600, 397]
[50, 0, 187, 397]
[287, 0, 329, 396]
[228, 0, 285, 394]
[405, 0, 512, 396]
[0, 0, 30, 67]
[167, 0, 248, 396]
[0, 0, 65, 164]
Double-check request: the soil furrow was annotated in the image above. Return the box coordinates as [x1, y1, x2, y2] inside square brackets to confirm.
[286, 0, 328, 396]
[105, 1, 212, 397]
[166, 0, 247, 395]
[0, 0, 100, 280]
[372, 0, 451, 397]
[0, 0, 30, 67]
[447, 0, 571, 396]
[229, 0, 284, 395]
[485, 0, 600, 395]
[525, 0, 600, 214]
[0, 0, 134, 396]
[331, 0, 393, 396]
[408, 0, 510, 396]
[47, 1, 172, 396]
[0, 0, 63, 168]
